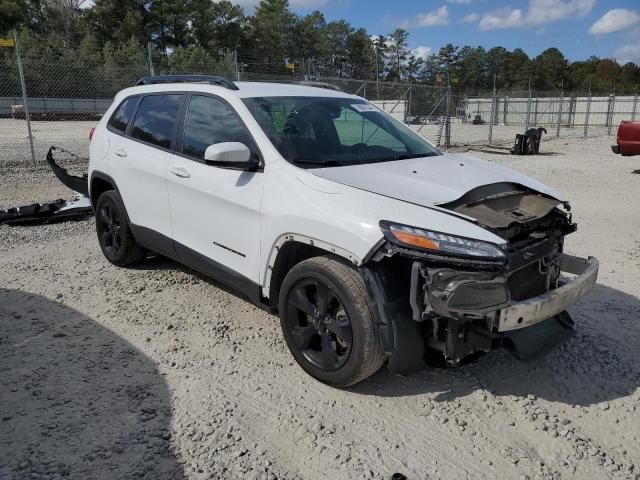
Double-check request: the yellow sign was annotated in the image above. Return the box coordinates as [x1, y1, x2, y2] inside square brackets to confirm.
[286, 63, 295, 70]
[0, 38, 15, 47]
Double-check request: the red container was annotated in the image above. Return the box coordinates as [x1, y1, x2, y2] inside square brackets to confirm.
[613, 121, 640, 156]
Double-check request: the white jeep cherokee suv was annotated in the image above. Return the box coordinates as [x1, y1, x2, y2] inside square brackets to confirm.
[88, 75, 599, 386]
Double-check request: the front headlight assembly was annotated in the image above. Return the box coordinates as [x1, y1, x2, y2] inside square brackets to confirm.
[380, 221, 507, 260]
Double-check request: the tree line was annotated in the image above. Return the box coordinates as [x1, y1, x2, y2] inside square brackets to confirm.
[1, 0, 639, 94]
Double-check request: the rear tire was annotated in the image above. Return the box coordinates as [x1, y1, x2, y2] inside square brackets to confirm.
[278, 255, 386, 387]
[95, 190, 145, 267]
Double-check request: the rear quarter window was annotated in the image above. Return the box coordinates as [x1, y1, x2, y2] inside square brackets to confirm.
[130, 94, 183, 149]
[108, 96, 138, 134]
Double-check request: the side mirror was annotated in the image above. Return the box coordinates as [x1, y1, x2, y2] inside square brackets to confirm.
[204, 142, 252, 165]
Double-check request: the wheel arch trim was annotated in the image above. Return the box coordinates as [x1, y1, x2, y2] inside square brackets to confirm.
[89, 171, 135, 228]
[89, 170, 120, 206]
[261, 233, 362, 299]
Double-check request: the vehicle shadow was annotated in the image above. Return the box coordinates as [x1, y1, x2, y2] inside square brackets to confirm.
[351, 283, 640, 407]
[0, 288, 185, 480]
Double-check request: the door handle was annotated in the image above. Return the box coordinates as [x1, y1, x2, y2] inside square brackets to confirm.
[170, 166, 191, 178]
[114, 148, 127, 158]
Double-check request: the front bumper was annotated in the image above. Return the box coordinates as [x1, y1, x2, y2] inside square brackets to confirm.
[497, 254, 599, 331]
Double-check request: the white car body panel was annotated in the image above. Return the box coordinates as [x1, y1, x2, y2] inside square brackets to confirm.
[259, 160, 508, 295]
[166, 153, 265, 282]
[310, 153, 565, 207]
[109, 133, 173, 237]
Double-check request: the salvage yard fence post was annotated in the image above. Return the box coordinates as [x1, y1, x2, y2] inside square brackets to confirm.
[607, 89, 616, 136]
[525, 78, 532, 131]
[488, 75, 496, 144]
[444, 83, 451, 148]
[556, 85, 564, 138]
[583, 84, 592, 138]
[632, 88, 638, 121]
[147, 42, 155, 76]
[14, 30, 37, 167]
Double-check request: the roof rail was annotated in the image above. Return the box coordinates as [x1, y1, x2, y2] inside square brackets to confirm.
[294, 81, 344, 92]
[135, 75, 239, 91]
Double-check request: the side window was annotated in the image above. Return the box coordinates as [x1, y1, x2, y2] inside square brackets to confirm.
[108, 96, 138, 134]
[131, 94, 183, 149]
[182, 95, 258, 160]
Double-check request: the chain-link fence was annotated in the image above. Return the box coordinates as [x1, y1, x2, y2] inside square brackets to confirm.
[0, 38, 451, 165]
[1, 34, 638, 166]
[458, 88, 639, 147]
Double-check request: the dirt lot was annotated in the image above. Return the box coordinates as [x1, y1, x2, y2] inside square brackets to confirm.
[1, 133, 639, 480]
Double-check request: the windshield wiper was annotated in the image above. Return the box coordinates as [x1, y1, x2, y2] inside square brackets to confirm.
[391, 153, 435, 160]
[292, 159, 346, 167]
[363, 153, 434, 164]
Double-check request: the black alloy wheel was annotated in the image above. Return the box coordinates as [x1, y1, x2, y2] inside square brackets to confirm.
[285, 278, 353, 371]
[94, 190, 145, 267]
[278, 256, 386, 386]
[96, 202, 123, 258]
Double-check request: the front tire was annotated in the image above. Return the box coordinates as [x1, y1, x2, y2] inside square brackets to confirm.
[278, 256, 386, 387]
[95, 190, 145, 267]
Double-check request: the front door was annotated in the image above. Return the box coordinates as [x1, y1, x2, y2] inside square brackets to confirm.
[166, 94, 265, 286]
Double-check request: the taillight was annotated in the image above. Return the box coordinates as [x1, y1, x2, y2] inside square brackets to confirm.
[89, 127, 95, 141]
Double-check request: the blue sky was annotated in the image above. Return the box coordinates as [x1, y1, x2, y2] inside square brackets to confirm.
[235, 0, 640, 64]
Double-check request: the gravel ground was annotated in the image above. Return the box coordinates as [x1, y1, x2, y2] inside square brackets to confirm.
[1, 134, 639, 480]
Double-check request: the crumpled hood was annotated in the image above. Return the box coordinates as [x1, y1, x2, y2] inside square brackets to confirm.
[309, 153, 564, 207]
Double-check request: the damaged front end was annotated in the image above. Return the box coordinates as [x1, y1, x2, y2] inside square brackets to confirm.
[362, 182, 599, 373]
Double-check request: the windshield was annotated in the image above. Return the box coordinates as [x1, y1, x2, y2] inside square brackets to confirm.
[242, 96, 441, 167]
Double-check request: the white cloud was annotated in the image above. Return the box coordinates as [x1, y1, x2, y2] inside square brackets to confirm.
[526, 0, 594, 25]
[477, 0, 594, 31]
[479, 8, 523, 30]
[289, 0, 329, 8]
[411, 46, 434, 59]
[589, 9, 640, 35]
[418, 5, 450, 26]
[400, 5, 450, 28]
[614, 43, 640, 64]
[228, 0, 259, 9]
[461, 12, 480, 24]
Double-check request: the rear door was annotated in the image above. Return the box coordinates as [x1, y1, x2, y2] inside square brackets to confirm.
[166, 94, 265, 286]
[109, 93, 185, 241]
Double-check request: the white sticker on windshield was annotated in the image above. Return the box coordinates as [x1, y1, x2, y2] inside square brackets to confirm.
[350, 103, 378, 113]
